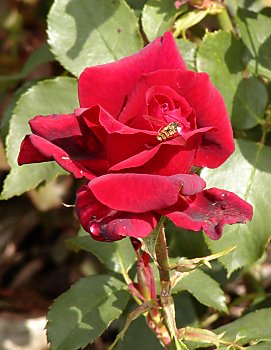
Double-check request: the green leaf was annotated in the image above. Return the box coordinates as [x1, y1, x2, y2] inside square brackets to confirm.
[141, 216, 165, 261]
[214, 308, 271, 344]
[142, 0, 177, 42]
[236, 8, 271, 80]
[182, 327, 222, 348]
[248, 61, 271, 81]
[201, 139, 271, 275]
[172, 269, 228, 313]
[67, 227, 136, 274]
[174, 293, 198, 327]
[109, 299, 161, 350]
[1, 77, 78, 200]
[167, 222, 207, 259]
[227, 0, 270, 14]
[125, 0, 147, 10]
[246, 342, 271, 350]
[47, 275, 129, 350]
[197, 31, 242, 119]
[47, 0, 143, 77]
[0, 44, 54, 92]
[174, 9, 209, 37]
[187, 309, 271, 349]
[0, 81, 34, 141]
[231, 77, 268, 129]
[197, 31, 267, 129]
[176, 39, 197, 71]
[125, 0, 147, 17]
[115, 315, 163, 350]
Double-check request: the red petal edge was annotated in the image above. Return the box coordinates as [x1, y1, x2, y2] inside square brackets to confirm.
[76, 185, 157, 242]
[162, 188, 253, 240]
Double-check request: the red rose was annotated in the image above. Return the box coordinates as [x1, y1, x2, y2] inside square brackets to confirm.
[18, 32, 252, 241]
[18, 32, 234, 177]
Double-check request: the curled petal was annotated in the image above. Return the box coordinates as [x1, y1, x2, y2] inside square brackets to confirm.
[109, 133, 204, 175]
[76, 185, 157, 241]
[162, 188, 253, 239]
[109, 144, 163, 172]
[18, 112, 85, 164]
[132, 145, 197, 175]
[179, 72, 234, 168]
[79, 32, 186, 116]
[78, 105, 157, 168]
[78, 104, 152, 136]
[18, 135, 95, 179]
[18, 135, 52, 164]
[29, 113, 82, 142]
[18, 111, 109, 178]
[89, 173, 206, 212]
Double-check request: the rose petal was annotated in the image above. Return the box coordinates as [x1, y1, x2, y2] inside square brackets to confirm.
[78, 105, 157, 168]
[18, 135, 96, 179]
[109, 145, 162, 172]
[76, 185, 157, 241]
[29, 113, 81, 141]
[130, 143, 197, 175]
[109, 131, 208, 175]
[78, 32, 186, 117]
[77, 103, 207, 175]
[18, 135, 51, 164]
[98, 213, 157, 240]
[78, 105, 152, 136]
[162, 188, 253, 239]
[18, 110, 110, 177]
[89, 173, 206, 212]
[176, 71, 234, 168]
[27, 113, 95, 160]
[119, 82, 193, 127]
[110, 143, 196, 175]
[116, 69, 234, 168]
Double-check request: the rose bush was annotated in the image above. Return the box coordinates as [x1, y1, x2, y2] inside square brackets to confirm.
[18, 32, 252, 242]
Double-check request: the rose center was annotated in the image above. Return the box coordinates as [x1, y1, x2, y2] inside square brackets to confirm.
[160, 102, 169, 114]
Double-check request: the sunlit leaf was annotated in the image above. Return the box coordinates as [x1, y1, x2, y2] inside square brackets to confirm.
[67, 227, 136, 274]
[201, 139, 271, 275]
[1, 77, 78, 199]
[142, 0, 177, 42]
[176, 39, 197, 71]
[197, 31, 267, 130]
[47, 0, 142, 77]
[236, 8, 271, 80]
[47, 275, 129, 350]
[174, 9, 209, 36]
[187, 308, 271, 349]
[172, 269, 228, 313]
[215, 308, 271, 344]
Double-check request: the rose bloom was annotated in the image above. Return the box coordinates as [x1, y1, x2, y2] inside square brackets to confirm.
[18, 32, 252, 241]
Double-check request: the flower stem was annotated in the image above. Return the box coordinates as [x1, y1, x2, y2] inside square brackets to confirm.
[156, 222, 170, 276]
[155, 220, 179, 349]
[217, 7, 234, 33]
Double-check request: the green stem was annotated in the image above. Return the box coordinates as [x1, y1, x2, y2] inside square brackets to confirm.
[217, 7, 234, 32]
[155, 221, 179, 349]
[156, 222, 170, 275]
